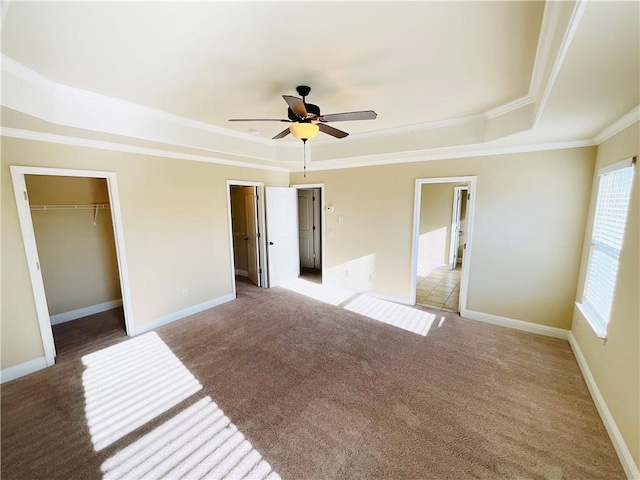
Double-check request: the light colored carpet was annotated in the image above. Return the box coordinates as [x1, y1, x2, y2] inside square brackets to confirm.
[1, 278, 624, 479]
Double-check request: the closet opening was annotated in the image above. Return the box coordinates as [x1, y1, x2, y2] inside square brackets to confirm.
[11, 166, 134, 367]
[27, 175, 125, 358]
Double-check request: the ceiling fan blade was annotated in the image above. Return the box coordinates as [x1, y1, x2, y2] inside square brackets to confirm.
[319, 110, 377, 122]
[319, 123, 349, 139]
[283, 95, 307, 117]
[272, 128, 291, 139]
[229, 118, 291, 122]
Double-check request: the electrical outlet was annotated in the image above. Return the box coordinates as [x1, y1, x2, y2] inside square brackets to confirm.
[345, 269, 349, 277]
[338, 215, 344, 224]
[182, 288, 189, 297]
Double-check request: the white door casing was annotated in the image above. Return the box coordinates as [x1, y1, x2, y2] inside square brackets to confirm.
[411, 176, 476, 310]
[291, 183, 326, 282]
[265, 187, 299, 287]
[226, 180, 268, 295]
[10, 166, 135, 368]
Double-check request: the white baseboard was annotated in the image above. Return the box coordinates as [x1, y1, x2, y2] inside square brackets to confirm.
[568, 333, 640, 480]
[460, 309, 570, 340]
[235, 269, 248, 277]
[50, 299, 123, 325]
[1, 357, 47, 384]
[135, 293, 236, 335]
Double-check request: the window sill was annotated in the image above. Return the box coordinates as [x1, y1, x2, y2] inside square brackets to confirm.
[575, 302, 608, 340]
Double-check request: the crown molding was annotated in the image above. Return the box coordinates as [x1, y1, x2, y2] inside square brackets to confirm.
[592, 105, 640, 145]
[2, 127, 597, 176]
[311, 114, 483, 145]
[529, 0, 563, 98]
[1, 55, 280, 148]
[532, 0, 587, 128]
[0, 128, 289, 173]
[292, 139, 596, 173]
[484, 96, 533, 120]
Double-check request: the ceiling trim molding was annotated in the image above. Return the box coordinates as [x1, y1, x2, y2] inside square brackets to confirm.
[484, 96, 533, 120]
[293, 139, 596, 173]
[529, 0, 563, 98]
[310, 114, 483, 145]
[0, 128, 290, 173]
[1, 127, 596, 176]
[532, 0, 587, 128]
[592, 105, 640, 145]
[1, 55, 282, 148]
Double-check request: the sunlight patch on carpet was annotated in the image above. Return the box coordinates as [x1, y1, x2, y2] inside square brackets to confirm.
[101, 396, 280, 480]
[82, 332, 202, 451]
[280, 278, 355, 306]
[344, 295, 437, 336]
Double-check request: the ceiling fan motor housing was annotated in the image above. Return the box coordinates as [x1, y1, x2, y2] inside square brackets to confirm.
[287, 103, 321, 122]
[296, 85, 311, 97]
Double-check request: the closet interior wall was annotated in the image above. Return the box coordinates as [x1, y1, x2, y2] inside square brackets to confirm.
[26, 175, 122, 321]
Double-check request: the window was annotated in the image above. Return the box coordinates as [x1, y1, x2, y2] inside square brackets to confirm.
[578, 157, 635, 338]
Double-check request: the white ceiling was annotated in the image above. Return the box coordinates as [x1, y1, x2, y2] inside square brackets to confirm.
[1, 1, 638, 169]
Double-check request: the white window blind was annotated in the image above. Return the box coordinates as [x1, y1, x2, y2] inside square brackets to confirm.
[580, 159, 635, 337]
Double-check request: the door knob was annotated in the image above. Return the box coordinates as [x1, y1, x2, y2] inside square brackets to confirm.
[269, 241, 274, 245]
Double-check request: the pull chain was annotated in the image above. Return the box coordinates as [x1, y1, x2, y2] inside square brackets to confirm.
[303, 138, 307, 178]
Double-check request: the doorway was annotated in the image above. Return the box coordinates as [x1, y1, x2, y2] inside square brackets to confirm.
[227, 181, 267, 293]
[10, 166, 134, 367]
[411, 176, 476, 314]
[297, 187, 322, 284]
[292, 184, 325, 284]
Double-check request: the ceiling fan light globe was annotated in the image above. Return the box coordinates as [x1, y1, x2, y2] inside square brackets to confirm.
[289, 123, 319, 140]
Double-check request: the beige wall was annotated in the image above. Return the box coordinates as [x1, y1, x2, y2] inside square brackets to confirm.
[571, 122, 639, 467]
[292, 147, 596, 328]
[230, 185, 248, 272]
[1, 137, 288, 369]
[26, 176, 121, 316]
[418, 182, 461, 265]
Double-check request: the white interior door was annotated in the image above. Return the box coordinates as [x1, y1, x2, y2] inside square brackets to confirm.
[245, 187, 260, 286]
[298, 189, 314, 269]
[266, 187, 299, 287]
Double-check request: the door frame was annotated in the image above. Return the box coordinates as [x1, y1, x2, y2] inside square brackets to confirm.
[410, 176, 477, 312]
[10, 166, 135, 367]
[449, 185, 469, 269]
[226, 180, 268, 294]
[291, 183, 325, 281]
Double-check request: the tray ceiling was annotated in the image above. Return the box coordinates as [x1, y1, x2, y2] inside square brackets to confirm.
[1, 1, 638, 169]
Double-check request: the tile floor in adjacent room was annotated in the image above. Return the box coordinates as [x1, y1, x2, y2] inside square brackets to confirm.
[416, 265, 461, 312]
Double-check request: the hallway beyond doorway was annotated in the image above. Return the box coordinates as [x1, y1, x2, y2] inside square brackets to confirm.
[416, 265, 461, 312]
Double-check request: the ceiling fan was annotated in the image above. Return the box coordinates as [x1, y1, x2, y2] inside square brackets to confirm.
[229, 85, 377, 140]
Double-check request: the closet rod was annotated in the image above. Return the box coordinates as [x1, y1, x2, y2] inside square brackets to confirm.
[29, 204, 111, 211]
